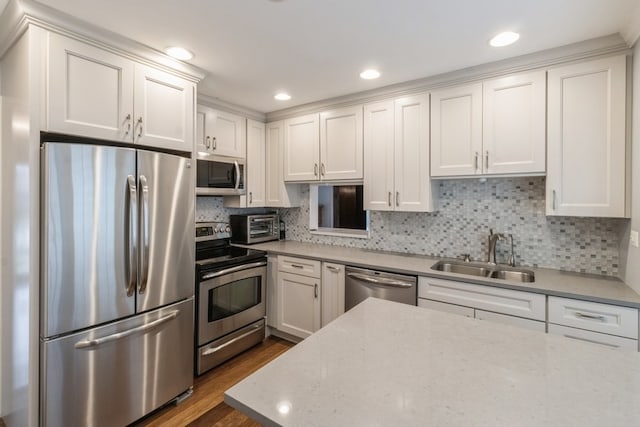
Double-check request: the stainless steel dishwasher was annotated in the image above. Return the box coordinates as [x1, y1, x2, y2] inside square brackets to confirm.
[345, 266, 417, 311]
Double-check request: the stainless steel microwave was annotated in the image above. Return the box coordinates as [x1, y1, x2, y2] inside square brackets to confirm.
[196, 154, 245, 196]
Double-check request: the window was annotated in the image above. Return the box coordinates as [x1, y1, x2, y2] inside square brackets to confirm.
[309, 184, 369, 238]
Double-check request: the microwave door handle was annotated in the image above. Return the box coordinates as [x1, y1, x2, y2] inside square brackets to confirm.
[234, 161, 240, 190]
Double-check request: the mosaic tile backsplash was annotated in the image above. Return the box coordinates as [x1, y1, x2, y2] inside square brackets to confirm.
[197, 177, 627, 276]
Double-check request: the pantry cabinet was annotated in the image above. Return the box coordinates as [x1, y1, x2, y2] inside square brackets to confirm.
[48, 32, 194, 152]
[196, 105, 246, 157]
[546, 55, 627, 217]
[284, 105, 363, 182]
[265, 121, 302, 207]
[364, 94, 435, 212]
[430, 70, 545, 177]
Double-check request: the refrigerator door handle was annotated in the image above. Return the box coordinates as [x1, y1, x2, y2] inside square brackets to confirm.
[74, 310, 179, 349]
[125, 175, 138, 297]
[139, 174, 150, 294]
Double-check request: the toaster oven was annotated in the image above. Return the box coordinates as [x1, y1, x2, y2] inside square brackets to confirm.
[230, 214, 280, 244]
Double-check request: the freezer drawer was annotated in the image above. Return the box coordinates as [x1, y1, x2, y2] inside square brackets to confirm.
[41, 298, 194, 427]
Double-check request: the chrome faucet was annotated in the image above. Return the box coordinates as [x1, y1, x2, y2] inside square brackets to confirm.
[507, 234, 516, 267]
[487, 229, 505, 265]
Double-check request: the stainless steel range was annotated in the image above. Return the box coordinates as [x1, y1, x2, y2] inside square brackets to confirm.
[195, 222, 267, 375]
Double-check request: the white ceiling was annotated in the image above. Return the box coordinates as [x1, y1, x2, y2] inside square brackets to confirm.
[34, 0, 640, 113]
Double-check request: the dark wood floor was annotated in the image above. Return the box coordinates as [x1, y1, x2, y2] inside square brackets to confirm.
[135, 337, 294, 426]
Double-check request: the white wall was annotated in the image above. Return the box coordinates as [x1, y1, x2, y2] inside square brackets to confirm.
[623, 41, 640, 293]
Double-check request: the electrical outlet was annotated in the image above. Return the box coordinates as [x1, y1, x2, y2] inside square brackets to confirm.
[631, 230, 639, 248]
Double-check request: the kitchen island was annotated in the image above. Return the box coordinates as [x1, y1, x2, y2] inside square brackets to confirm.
[225, 298, 640, 426]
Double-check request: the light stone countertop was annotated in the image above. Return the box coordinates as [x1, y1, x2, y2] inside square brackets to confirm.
[225, 298, 640, 427]
[247, 240, 640, 308]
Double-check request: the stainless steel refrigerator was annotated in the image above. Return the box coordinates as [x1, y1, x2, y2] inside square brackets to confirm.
[40, 141, 195, 426]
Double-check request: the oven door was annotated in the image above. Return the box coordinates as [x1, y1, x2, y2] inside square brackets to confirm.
[198, 261, 266, 346]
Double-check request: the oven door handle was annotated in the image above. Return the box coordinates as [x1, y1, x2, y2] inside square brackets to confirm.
[201, 322, 264, 356]
[202, 261, 267, 280]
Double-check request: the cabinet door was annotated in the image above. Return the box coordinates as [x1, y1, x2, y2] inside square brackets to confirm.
[364, 100, 395, 211]
[195, 106, 208, 153]
[134, 63, 194, 152]
[266, 256, 278, 328]
[483, 71, 546, 175]
[277, 272, 320, 339]
[212, 110, 246, 158]
[430, 83, 482, 177]
[48, 33, 134, 141]
[321, 262, 345, 327]
[320, 106, 363, 180]
[265, 121, 301, 207]
[284, 113, 320, 181]
[246, 119, 266, 207]
[394, 94, 434, 212]
[547, 55, 627, 217]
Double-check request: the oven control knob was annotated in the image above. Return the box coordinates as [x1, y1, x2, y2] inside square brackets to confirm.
[214, 225, 221, 233]
[225, 225, 231, 233]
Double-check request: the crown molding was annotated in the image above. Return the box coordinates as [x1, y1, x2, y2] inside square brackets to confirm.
[197, 92, 267, 122]
[266, 33, 631, 121]
[0, 0, 207, 82]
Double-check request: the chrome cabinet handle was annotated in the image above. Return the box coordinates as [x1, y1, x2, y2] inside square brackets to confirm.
[291, 264, 304, 269]
[321, 163, 326, 176]
[346, 272, 414, 288]
[202, 323, 263, 356]
[137, 117, 143, 138]
[396, 191, 400, 207]
[388, 191, 392, 207]
[314, 163, 318, 177]
[249, 192, 253, 204]
[314, 283, 318, 298]
[485, 150, 489, 170]
[75, 311, 179, 349]
[138, 175, 150, 295]
[212, 137, 217, 150]
[125, 175, 138, 297]
[124, 114, 132, 136]
[205, 136, 211, 149]
[552, 190, 557, 210]
[474, 152, 479, 171]
[575, 312, 606, 322]
[326, 265, 340, 272]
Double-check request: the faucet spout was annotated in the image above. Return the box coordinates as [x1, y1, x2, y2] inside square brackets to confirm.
[487, 229, 505, 265]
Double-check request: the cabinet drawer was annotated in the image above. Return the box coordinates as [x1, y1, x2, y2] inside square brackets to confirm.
[419, 277, 545, 321]
[475, 310, 546, 332]
[548, 297, 638, 339]
[418, 299, 474, 318]
[548, 324, 638, 351]
[278, 256, 321, 278]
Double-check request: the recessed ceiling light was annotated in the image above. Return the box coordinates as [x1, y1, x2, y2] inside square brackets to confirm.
[274, 93, 291, 101]
[360, 69, 381, 80]
[489, 31, 520, 47]
[164, 46, 194, 61]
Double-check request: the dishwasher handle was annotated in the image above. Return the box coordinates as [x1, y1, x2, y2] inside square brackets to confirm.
[347, 272, 414, 288]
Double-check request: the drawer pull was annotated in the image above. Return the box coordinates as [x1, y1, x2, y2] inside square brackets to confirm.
[575, 312, 606, 322]
[291, 264, 304, 269]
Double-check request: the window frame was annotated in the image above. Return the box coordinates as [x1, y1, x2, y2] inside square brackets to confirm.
[309, 184, 370, 239]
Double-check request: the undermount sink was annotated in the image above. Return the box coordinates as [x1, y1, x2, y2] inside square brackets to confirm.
[431, 260, 535, 283]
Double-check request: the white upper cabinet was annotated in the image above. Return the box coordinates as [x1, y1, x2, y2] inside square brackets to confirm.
[284, 106, 363, 182]
[483, 71, 546, 175]
[319, 106, 363, 181]
[196, 105, 246, 158]
[246, 119, 266, 207]
[284, 113, 320, 181]
[546, 55, 627, 217]
[430, 71, 546, 177]
[47, 32, 194, 152]
[364, 94, 435, 212]
[430, 83, 482, 177]
[265, 121, 302, 207]
[133, 63, 194, 152]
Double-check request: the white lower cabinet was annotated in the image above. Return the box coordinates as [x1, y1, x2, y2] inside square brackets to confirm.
[418, 299, 474, 318]
[321, 262, 345, 327]
[548, 296, 638, 350]
[276, 256, 321, 339]
[266, 255, 279, 328]
[475, 310, 545, 332]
